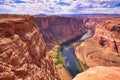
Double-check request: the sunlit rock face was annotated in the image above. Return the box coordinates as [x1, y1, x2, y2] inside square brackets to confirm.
[75, 17, 120, 67]
[73, 66, 120, 80]
[0, 16, 60, 80]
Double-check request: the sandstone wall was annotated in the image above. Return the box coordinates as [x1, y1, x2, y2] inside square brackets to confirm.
[0, 17, 60, 80]
[75, 17, 120, 67]
[34, 16, 87, 49]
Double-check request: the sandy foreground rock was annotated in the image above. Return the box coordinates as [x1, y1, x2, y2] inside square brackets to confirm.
[73, 66, 120, 80]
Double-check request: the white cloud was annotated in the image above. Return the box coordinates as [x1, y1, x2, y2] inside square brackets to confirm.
[78, 7, 120, 14]
[0, 0, 120, 14]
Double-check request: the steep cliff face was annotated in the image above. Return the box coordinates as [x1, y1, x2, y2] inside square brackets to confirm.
[75, 17, 120, 67]
[34, 16, 88, 49]
[0, 17, 60, 80]
[73, 66, 120, 80]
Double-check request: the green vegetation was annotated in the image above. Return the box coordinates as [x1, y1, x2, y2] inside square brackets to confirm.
[48, 45, 64, 65]
[54, 47, 64, 65]
[72, 39, 85, 48]
[72, 42, 78, 47]
[60, 33, 84, 46]
[48, 34, 90, 72]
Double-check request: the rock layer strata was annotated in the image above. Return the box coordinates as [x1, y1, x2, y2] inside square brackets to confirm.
[75, 17, 120, 67]
[34, 16, 87, 49]
[0, 17, 60, 80]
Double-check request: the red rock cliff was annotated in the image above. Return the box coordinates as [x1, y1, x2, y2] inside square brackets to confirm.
[34, 16, 87, 49]
[34, 16, 101, 49]
[73, 17, 120, 80]
[75, 17, 120, 67]
[0, 16, 60, 80]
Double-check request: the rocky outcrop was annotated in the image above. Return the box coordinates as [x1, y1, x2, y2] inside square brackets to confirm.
[73, 66, 120, 80]
[34, 16, 88, 49]
[75, 17, 120, 67]
[0, 16, 60, 80]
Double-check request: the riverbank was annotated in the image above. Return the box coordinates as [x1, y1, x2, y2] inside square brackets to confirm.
[47, 29, 94, 79]
[47, 45, 72, 80]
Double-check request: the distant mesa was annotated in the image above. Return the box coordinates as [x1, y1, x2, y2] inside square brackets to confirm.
[36, 14, 47, 16]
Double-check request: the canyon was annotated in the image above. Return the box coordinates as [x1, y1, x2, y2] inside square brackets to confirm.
[74, 17, 120, 80]
[0, 14, 120, 80]
[34, 16, 100, 49]
[34, 16, 100, 79]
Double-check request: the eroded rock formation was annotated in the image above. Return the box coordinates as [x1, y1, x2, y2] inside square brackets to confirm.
[75, 17, 120, 67]
[0, 16, 60, 80]
[73, 66, 120, 80]
[34, 16, 88, 49]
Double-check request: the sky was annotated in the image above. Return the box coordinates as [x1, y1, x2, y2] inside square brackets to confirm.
[0, 0, 120, 15]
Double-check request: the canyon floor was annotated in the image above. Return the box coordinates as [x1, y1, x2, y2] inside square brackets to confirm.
[47, 45, 72, 80]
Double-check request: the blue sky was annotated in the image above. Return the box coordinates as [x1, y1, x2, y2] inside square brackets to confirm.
[0, 0, 120, 15]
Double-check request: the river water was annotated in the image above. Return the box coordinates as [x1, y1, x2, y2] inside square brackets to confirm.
[60, 29, 94, 77]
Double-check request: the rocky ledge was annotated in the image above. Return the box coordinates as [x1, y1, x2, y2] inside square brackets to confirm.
[75, 17, 120, 67]
[0, 16, 60, 80]
[73, 66, 120, 80]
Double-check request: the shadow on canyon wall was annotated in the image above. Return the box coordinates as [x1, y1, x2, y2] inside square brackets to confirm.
[34, 16, 101, 50]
